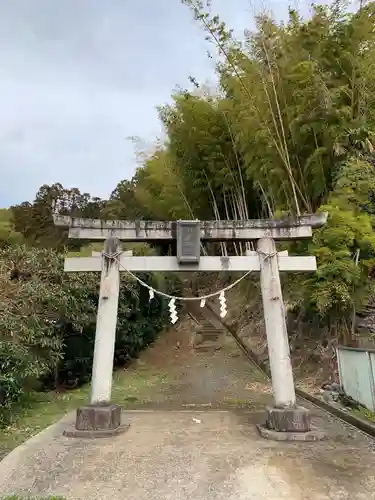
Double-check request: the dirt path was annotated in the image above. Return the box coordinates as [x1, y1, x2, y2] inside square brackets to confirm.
[1, 317, 375, 499]
[122, 316, 272, 410]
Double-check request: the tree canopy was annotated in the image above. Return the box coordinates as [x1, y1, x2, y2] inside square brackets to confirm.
[116, 0, 375, 341]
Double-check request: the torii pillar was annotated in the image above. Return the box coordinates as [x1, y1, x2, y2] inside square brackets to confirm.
[256, 237, 325, 441]
[63, 237, 130, 438]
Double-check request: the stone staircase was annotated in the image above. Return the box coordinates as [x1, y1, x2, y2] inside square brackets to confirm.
[188, 304, 226, 351]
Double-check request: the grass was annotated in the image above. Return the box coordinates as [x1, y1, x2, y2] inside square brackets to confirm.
[222, 397, 258, 408]
[0, 365, 171, 459]
[353, 406, 375, 423]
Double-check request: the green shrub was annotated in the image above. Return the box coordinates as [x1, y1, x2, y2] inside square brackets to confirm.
[0, 342, 38, 426]
[283, 158, 375, 343]
[0, 244, 180, 426]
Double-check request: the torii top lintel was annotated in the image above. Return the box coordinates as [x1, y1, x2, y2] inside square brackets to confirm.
[53, 213, 328, 242]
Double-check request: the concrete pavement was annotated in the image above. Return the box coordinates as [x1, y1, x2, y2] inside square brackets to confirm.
[1, 323, 375, 499]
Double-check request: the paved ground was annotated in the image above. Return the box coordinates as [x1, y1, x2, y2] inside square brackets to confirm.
[1, 318, 375, 499]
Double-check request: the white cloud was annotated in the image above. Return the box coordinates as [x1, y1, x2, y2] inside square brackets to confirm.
[0, 0, 333, 206]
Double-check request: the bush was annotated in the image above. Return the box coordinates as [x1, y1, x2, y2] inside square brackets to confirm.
[283, 158, 375, 344]
[0, 245, 98, 415]
[0, 245, 180, 426]
[0, 343, 31, 426]
[56, 271, 180, 388]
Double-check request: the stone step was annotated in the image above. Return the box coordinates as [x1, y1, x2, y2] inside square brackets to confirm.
[200, 329, 225, 336]
[200, 325, 224, 331]
[199, 332, 220, 342]
[194, 340, 222, 351]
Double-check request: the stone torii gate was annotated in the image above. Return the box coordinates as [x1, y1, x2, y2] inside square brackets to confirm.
[54, 213, 327, 440]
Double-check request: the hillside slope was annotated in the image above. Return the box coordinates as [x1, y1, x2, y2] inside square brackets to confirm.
[185, 272, 375, 390]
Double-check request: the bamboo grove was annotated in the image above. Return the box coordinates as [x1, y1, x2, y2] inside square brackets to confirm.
[110, 0, 375, 343]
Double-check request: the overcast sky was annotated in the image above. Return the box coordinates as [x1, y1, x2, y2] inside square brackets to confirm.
[0, 0, 322, 207]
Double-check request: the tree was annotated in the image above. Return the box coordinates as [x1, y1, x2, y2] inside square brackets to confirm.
[123, 0, 375, 341]
[0, 209, 23, 248]
[158, 92, 259, 221]
[102, 179, 149, 220]
[10, 183, 104, 250]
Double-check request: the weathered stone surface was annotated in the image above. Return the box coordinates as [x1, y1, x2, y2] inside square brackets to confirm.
[75, 404, 121, 431]
[54, 213, 328, 231]
[55, 213, 328, 241]
[63, 424, 130, 439]
[266, 406, 311, 433]
[257, 424, 326, 442]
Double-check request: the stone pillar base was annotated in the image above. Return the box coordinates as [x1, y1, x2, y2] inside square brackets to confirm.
[257, 406, 325, 442]
[63, 403, 130, 439]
